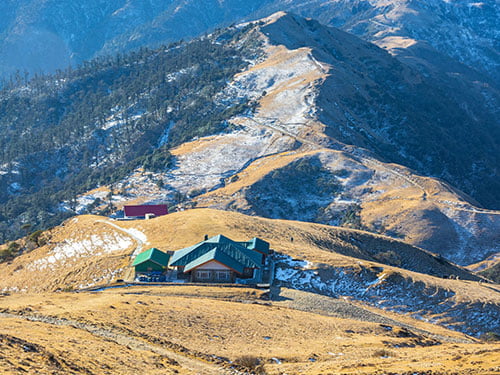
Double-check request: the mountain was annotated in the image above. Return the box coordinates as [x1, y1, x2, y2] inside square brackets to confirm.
[259, 0, 500, 85]
[1, 12, 499, 267]
[0, 23, 260, 241]
[1, 0, 498, 86]
[1, 11, 499, 372]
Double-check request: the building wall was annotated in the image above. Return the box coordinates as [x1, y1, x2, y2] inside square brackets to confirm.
[135, 260, 164, 273]
[191, 269, 234, 283]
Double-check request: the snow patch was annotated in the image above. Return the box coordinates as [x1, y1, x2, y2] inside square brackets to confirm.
[28, 233, 133, 271]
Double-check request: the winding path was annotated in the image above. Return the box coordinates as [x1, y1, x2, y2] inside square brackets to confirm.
[97, 220, 146, 259]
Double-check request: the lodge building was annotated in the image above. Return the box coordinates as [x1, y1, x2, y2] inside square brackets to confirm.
[132, 234, 271, 284]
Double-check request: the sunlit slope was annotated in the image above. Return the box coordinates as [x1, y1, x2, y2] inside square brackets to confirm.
[0, 208, 482, 291]
[0, 289, 498, 375]
[193, 146, 500, 266]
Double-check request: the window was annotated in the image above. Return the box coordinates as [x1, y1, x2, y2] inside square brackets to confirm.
[243, 268, 254, 277]
[215, 271, 231, 281]
[196, 270, 211, 280]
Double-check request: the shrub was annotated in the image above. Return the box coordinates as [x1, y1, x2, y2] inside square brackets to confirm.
[480, 332, 500, 342]
[7, 242, 20, 254]
[234, 355, 266, 374]
[28, 230, 46, 247]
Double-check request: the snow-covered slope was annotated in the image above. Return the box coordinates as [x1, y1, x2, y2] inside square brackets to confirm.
[274, 253, 500, 337]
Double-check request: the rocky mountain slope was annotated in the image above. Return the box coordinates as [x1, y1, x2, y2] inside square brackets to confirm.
[1, 0, 498, 86]
[1, 12, 498, 267]
[0, 23, 260, 241]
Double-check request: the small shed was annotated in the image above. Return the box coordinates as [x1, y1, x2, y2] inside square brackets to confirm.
[132, 248, 170, 273]
[124, 204, 168, 219]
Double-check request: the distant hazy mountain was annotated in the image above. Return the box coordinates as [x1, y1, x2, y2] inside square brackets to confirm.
[1, 0, 498, 86]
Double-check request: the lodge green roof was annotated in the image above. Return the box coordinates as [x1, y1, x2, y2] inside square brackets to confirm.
[132, 248, 170, 267]
[183, 248, 246, 274]
[244, 237, 271, 254]
[168, 234, 263, 274]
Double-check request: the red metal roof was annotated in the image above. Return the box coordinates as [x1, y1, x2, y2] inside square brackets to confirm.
[124, 204, 168, 217]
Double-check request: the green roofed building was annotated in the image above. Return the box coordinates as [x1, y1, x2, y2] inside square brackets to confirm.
[132, 248, 170, 273]
[169, 234, 270, 283]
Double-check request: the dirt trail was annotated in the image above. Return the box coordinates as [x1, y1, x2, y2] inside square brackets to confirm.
[0, 312, 234, 375]
[97, 220, 146, 258]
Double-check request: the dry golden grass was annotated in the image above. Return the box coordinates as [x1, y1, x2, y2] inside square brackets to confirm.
[0, 316, 187, 375]
[0, 216, 133, 292]
[0, 291, 498, 375]
[1, 208, 497, 305]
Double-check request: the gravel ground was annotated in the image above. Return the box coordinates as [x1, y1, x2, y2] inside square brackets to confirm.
[271, 287, 473, 344]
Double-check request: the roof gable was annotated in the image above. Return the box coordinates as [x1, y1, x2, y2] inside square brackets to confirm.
[183, 248, 246, 274]
[132, 248, 170, 267]
[169, 235, 262, 270]
[242, 237, 270, 254]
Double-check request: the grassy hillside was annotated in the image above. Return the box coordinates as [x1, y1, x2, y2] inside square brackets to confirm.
[194, 146, 500, 266]
[0, 209, 498, 337]
[0, 208, 498, 373]
[0, 290, 499, 374]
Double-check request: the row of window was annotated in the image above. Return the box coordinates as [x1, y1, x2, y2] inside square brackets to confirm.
[195, 270, 231, 280]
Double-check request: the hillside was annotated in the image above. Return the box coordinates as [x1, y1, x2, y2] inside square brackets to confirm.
[1, 209, 499, 339]
[1, 13, 499, 268]
[2, 289, 500, 375]
[195, 148, 500, 266]
[1, 289, 499, 374]
[0, 23, 261, 242]
[0, 209, 498, 374]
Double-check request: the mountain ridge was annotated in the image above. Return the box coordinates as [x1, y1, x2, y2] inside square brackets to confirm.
[1, 0, 498, 86]
[1, 12, 498, 267]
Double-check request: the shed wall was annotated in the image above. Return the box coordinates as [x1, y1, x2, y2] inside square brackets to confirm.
[135, 260, 165, 273]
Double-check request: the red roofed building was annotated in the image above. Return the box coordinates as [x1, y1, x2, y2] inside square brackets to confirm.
[124, 204, 168, 219]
